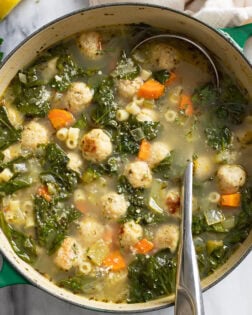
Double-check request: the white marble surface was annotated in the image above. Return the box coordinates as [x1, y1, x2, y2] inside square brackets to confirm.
[0, 1, 252, 315]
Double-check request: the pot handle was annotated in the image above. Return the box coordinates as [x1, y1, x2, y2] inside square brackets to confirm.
[0, 255, 28, 287]
[219, 23, 252, 50]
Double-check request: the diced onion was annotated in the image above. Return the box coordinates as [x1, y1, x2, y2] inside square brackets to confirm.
[204, 209, 225, 226]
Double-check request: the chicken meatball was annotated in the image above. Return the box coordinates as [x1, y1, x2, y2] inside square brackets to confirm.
[65, 82, 94, 114]
[166, 188, 180, 215]
[101, 192, 129, 220]
[194, 155, 214, 181]
[54, 237, 82, 270]
[154, 224, 179, 253]
[120, 220, 143, 249]
[81, 129, 112, 162]
[117, 77, 143, 99]
[150, 43, 180, 70]
[147, 142, 170, 168]
[217, 164, 246, 194]
[79, 217, 104, 246]
[77, 31, 102, 59]
[21, 121, 49, 150]
[124, 161, 152, 188]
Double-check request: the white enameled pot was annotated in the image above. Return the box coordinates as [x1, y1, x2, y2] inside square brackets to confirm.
[0, 3, 252, 313]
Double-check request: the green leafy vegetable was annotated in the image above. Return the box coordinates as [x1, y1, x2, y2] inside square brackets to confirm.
[92, 77, 118, 128]
[111, 51, 140, 80]
[34, 196, 81, 254]
[0, 38, 3, 62]
[40, 143, 79, 197]
[73, 112, 87, 129]
[192, 83, 218, 108]
[0, 106, 21, 150]
[153, 69, 170, 84]
[12, 82, 51, 117]
[50, 54, 79, 92]
[215, 102, 246, 125]
[115, 117, 160, 154]
[128, 250, 176, 303]
[204, 126, 232, 151]
[152, 154, 173, 179]
[58, 275, 99, 294]
[0, 212, 37, 263]
[0, 175, 32, 197]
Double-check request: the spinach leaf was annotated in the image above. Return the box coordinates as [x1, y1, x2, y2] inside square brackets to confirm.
[204, 126, 231, 151]
[0, 106, 21, 150]
[0, 212, 37, 263]
[40, 143, 79, 197]
[92, 77, 118, 128]
[0, 175, 32, 197]
[111, 51, 139, 80]
[192, 212, 215, 235]
[12, 81, 51, 117]
[216, 102, 246, 125]
[58, 275, 99, 294]
[115, 117, 160, 154]
[128, 249, 176, 303]
[50, 54, 79, 92]
[34, 196, 81, 254]
[153, 69, 170, 84]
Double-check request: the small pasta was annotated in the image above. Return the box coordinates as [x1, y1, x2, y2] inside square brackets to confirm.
[0, 168, 13, 182]
[208, 192, 221, 203]
[66, 127, 80, 149]
[165, 109, 178, 122]
[79, 261, 92, 275]
[56, 127, 69, 141]
[126, 102, 141, 115]
[116, 109, 129, 122]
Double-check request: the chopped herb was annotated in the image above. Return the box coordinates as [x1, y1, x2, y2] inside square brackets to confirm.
[73, 112, 87, 129]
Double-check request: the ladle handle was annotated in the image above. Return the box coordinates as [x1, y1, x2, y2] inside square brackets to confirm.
[175, 162, 205, 315]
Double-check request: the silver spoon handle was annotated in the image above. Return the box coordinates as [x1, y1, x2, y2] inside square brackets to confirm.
[175, 162, 205, 315]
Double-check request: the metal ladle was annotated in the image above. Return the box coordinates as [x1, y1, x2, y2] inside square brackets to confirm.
[175, 161, 205, 315]
[132, 34, 220, 88]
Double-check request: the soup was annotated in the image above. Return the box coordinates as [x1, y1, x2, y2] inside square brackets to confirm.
[0, 24, 251, 304]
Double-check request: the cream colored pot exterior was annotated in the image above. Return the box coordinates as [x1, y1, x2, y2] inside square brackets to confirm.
[0, 4, 252, 313]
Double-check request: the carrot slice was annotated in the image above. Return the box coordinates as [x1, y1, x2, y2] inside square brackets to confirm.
[102, 251, 126, 271]
[220, 193, 241, 207]
[134, 238, 154, 254]
[165, 72, 177, 86]
[38, 186, 51, 202]
[179, 94, 194, 116]
[138, 139, 151, 161]
[48, 109, 74, 130]
[137, 79, 165, 99]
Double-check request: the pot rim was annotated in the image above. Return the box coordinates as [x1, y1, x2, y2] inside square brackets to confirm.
[0, 2, 252, 313]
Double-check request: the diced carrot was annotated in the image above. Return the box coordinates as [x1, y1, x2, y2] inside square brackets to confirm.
[102, 251, 126, 271]
[165, 72, 177, 86]
[48, 109, 75, 130]
[38, 186, 51, 202]
[179, 94, 194, 116]
[137, 79, 165, 99]
[138, 139, 151, 161]
[220, 193, 241, 207]
[134, 238, 154, 254]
